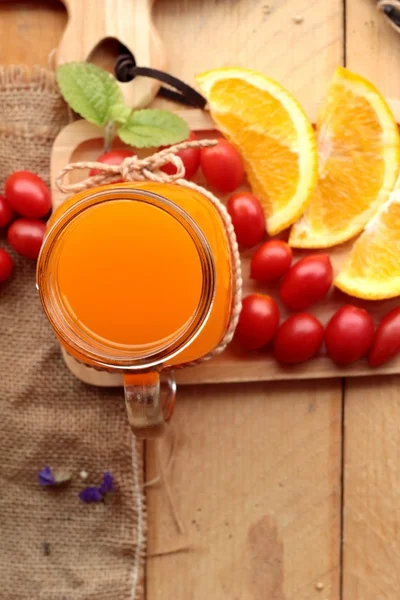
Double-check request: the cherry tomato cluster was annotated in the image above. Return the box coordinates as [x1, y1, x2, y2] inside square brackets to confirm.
[236, 289, 400, 368]
[0, 171, 51, 282]
[229, 195, 400, 368]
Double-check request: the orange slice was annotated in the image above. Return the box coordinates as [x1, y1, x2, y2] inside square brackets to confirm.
[290, 67, 400, 248]
[335, 183, 400, 300]
[196, 67, 318, 235]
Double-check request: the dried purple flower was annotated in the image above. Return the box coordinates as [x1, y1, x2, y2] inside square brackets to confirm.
[79, 472, 115, 504]
[38, 466, 55, 486]
[99, 471, 114, 496]
[79, 487, 104, 503]
[38, 466, 71, 487]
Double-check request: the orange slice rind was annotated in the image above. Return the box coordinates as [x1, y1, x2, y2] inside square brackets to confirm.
[290, 67, 400, 249]
[196, 67, 318, 236]
[335, 181, 400, 300]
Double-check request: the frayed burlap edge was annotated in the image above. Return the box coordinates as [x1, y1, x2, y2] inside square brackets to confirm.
[131, 436, 147, 600]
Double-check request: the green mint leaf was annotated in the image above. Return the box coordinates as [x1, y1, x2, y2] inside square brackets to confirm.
[117, 109, 189, 148]
[57, 62, 124, 127]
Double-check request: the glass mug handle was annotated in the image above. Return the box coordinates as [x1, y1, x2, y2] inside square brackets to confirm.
[124, 372, 177, 438]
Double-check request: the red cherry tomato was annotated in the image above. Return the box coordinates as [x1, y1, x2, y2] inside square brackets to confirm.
[4, 171, 51, 219]
[369, 307, 400, 367]
[227, 192, 265, 248]
[89, 149, 136, 178]
[0, 248, 13, 282]
[200, 139, 244, 193]
[280, 254, 333, 311]
[8, 219, 46, 260]
[251, 240, 293, 282]
[274, 313, 324, 364]
[235, 294, 280, 351]
[0, 195, 13, 228]
[160, 131, 200, 180]
[325, 305, 374, 365]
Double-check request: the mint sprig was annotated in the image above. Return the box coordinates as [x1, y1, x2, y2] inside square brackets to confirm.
[118, 109, 190, 149]
[57, 63, 125, 128]
[57, 62, 189, 148]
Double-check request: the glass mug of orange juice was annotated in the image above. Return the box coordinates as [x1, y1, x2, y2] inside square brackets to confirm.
[37, 182, 236, 437]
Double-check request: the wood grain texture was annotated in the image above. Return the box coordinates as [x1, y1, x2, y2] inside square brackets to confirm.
[343, 377, 400, 600]
[346, 0, 400, 98]
[146, 382, 342, 600]
[0, 0, 67, 67]
[153, 0, 343, 109]
[344, 2, 400, 599]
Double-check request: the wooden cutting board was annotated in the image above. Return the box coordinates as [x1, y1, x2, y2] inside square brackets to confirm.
[50, 101, 400, 386]
[57, 0, 165, 108]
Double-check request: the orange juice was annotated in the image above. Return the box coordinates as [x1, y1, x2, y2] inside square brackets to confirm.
[58, 200, 203, 347]
[38, 182, 233, 370]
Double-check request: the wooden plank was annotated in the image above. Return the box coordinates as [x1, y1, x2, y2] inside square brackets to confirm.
[146, 381, 342, 600]
[346, 0, 400, 98]
[343, 377, 400, 599]
[344, 2, 400, 599]
[147, 1, 343, 599]
[0, 1, 67, 67]
[153, 0, 343, 109]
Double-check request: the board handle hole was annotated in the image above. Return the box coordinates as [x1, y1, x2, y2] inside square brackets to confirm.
[87, 38, 136, 81]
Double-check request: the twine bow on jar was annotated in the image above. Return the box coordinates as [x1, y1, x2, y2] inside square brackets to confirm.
[56, 138, 243, 367]
[56, 139, 217, 193]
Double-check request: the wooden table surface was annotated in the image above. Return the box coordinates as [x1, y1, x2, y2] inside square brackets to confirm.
[2, 1, 400, 598]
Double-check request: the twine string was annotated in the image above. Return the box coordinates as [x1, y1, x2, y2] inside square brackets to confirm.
[57, 140, 212, 192]
[56, 139, 243, 368]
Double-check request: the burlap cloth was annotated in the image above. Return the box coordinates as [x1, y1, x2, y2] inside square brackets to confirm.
[0, 67, 146, 600]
